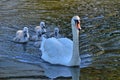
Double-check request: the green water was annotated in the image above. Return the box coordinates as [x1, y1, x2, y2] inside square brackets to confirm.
[0, 0, 120, 80]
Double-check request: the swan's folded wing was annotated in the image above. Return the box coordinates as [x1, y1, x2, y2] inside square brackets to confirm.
[41, 37, 72, 64]
[58, 38, 73, 50]
[41, 37, 63, 63]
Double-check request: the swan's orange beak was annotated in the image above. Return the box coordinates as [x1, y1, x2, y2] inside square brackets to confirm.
[76, 21, 81, 31]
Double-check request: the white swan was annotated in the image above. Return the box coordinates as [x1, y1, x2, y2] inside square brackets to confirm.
[40, 16, 81, 66]
[30, 21, 47, 41]
[13, 27, 29, 43]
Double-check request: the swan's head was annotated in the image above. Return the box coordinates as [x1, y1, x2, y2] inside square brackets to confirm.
[71, 16, 81, 31]
[40, 21, 46, 28]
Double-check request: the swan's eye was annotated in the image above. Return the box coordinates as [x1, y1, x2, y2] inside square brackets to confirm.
[74, 19, 81, 30]
[74, 19, 80, 24]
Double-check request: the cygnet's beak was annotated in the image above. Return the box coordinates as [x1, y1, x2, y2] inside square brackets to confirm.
[43, 25, 46, 28]
[54, 31, 58, 37]
[24, 33, 27, 38]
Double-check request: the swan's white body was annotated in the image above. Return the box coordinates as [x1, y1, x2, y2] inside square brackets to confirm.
[13, 27, 29, 43]
[40, 16, 81, 66]
[40, 37, 73, 65]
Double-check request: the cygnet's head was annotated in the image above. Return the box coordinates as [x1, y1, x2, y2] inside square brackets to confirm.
[54, 27, 59, 32]
[23, 27, 29, 38]
[54, 27, 59, 38]
[40, 21, 45, 28]
[23, 27, 28, 33]
[40, 21, 46, 34]
[71, 16, 81, 31]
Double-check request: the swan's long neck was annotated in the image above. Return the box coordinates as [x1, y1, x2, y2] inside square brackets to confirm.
[69, 24, 80, 66]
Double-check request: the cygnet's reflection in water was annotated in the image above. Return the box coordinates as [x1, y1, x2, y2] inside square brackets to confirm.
[22, 42, 27, 51]
[12, 41, 28, 52]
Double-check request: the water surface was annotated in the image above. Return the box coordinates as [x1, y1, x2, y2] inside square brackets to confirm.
[0, 0, 120, 80]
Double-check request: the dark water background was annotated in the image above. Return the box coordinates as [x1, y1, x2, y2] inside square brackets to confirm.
[0, 0, 120, 80]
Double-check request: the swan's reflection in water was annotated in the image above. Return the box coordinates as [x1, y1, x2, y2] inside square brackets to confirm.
[40, 62, 80, 80]
[18, 53, 92, 80]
